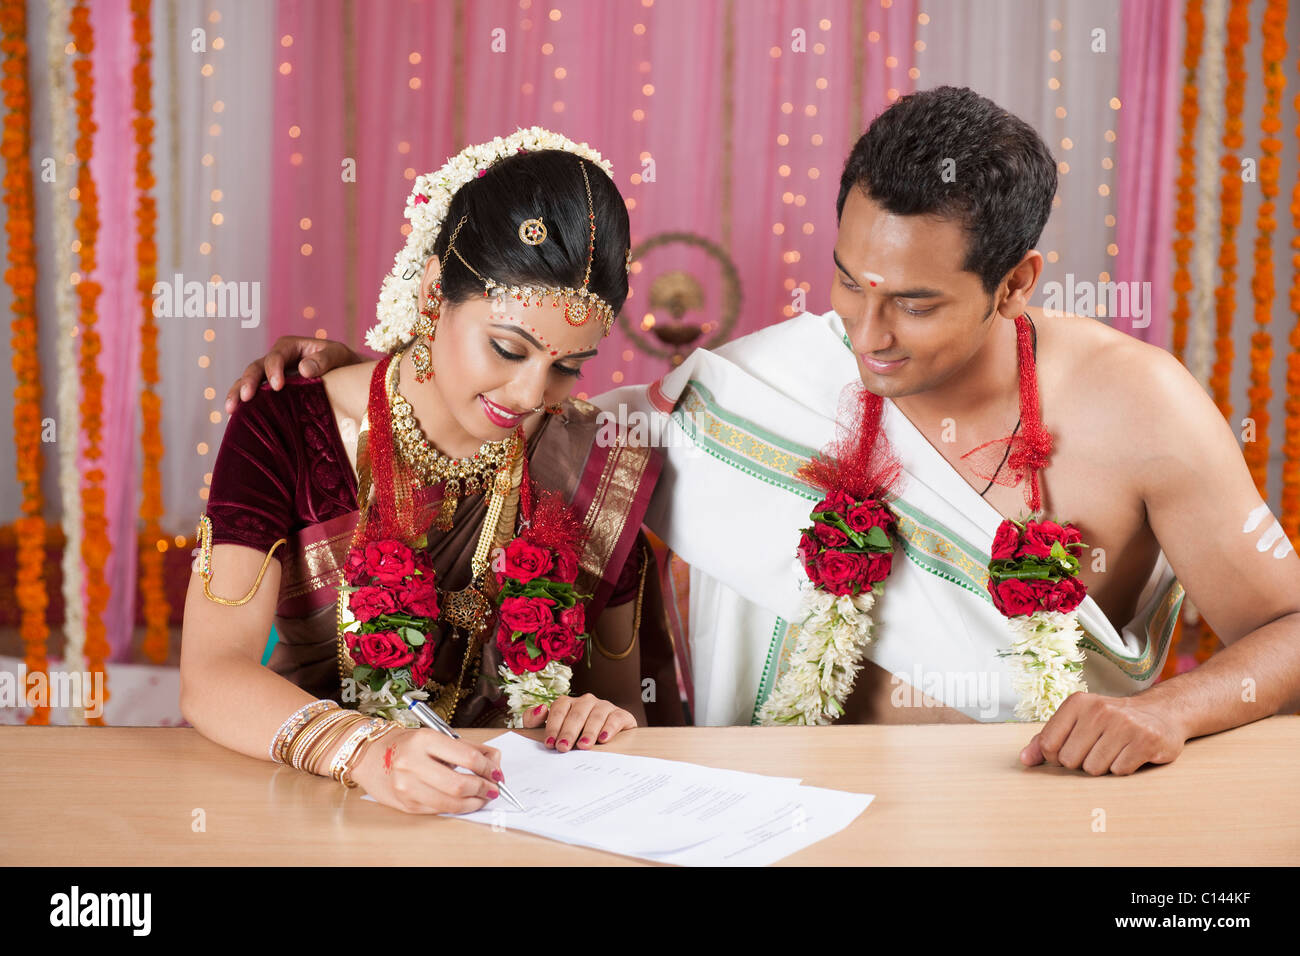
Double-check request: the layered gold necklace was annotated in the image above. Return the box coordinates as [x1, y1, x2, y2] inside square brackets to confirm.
[386, 347, 521, 530]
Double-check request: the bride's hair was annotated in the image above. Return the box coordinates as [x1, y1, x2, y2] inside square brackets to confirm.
[430, 149, 631, 317]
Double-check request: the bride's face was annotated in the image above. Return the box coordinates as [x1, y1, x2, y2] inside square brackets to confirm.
[425, 266, 603, 445]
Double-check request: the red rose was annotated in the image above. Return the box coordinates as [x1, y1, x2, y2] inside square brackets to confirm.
[499, 538, 554, 584]
[863, 551, 893, 585]
[342, 548, 369, 585]
[1059, 523, 1083, 549]
[1018, 529, 1053, 559]
[536, 624, 578, 662]
[797, 531, 821, 570]
[989, 579, 1039, 617]
[845, 501, 891, 534]
[816, 549, 866, 596]
[551, 547, 579, 584]
[397, 574, 440, 618]
[364, 540, 416, 586]
[348, 585, 399, 623]
[559, 603, 586, 636]
[354, 631, 415, 669]
[991, 521, 1021, 561]
[502, 639, 547, 674]
[815, 490, 855, 519]
[1052, 575, 1087, 613]
[495, 621, 516, 651]
[410, 640, 437, 687]
[499, 596, 556, 634]
[814, 522, 849, 548]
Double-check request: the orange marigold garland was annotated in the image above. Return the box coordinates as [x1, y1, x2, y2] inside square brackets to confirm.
[2, 0, 50, 724]
[133, 0, 168, 663]
[1243, 0, 1285, 495]
[1209, 0, 1248, 421]
[1285, 44, 1300, 547]
[1171, 0, 1203, 365]
[71, 0, 110, 721]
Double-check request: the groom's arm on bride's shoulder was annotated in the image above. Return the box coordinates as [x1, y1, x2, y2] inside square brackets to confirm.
[224, 335, 361, 413]
[1025, 346, 1300, 776]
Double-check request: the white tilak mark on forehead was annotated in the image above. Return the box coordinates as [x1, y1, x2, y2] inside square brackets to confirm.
[1243, 503, 1294, 558]
[861, 270, 884, 286]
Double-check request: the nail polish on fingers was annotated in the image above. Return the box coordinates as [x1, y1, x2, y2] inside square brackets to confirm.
[558, 739, 569, 750]
[487, 789, 499, 799]
[545, 737, 555, 747]
[598, 732, 609, 742]
[492, 769, 504, 782]
[579, 737, 590, 747]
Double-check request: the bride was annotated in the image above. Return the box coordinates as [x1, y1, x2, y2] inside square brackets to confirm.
[181, 130, 681, 816]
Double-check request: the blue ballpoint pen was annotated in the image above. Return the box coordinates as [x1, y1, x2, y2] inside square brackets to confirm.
[401, 693, 527, 812]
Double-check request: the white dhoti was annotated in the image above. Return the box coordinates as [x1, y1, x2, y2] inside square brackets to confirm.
[595, 309, 1183, 725]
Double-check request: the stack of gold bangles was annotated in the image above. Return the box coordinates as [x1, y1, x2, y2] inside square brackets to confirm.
[270, 700, 400, 788]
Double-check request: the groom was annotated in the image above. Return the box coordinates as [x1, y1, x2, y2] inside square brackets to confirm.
[229, 87, 1300, 775]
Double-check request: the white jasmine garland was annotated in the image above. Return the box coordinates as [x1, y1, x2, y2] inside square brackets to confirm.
[366, 127, 616, 354]
[758, 583, 881, 726]
[355, 679, 428, 728]
[48, 0, 86, 704]
[499, 660, 573, 728]
[1001, 611, 1089, 721]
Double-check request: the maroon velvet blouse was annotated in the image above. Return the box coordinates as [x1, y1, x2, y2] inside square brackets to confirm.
[204, 374, 643, 605]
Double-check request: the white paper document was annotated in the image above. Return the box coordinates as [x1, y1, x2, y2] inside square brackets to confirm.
[451, 732, 874, 865]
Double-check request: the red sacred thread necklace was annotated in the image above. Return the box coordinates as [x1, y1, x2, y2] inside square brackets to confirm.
[960, 313, 1052, 513]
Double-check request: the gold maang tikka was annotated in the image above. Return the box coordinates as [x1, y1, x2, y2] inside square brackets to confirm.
[444, 158, 619, 334]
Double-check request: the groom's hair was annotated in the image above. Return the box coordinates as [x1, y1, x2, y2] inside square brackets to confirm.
[836, 86, 1057, 295]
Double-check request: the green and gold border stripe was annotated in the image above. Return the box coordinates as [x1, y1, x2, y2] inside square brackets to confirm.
[671, 380, 822, 499]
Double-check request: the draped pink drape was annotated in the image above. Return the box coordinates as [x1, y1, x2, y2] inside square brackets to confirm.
[88, 0, 142, 659]
[270, 0, 918, 395]
[1115, 0, 1182, 348]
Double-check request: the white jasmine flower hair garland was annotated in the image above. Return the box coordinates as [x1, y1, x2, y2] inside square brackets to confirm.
[366, 127, 616, 354]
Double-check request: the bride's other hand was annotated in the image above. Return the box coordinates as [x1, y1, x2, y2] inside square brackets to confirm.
[520, 693, 638, 752]
[224, 335, 361, 413]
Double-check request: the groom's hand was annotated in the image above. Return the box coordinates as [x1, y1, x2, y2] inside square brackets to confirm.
[224, 335, 361, 413]
[1019, 692, 1187, 776]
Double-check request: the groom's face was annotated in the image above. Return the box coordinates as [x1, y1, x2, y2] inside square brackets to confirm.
[831, 187, 998, 399]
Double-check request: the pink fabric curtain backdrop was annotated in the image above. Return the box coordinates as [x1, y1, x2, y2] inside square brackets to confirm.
[88, 0, 142, 659]
[1116, 0, 1181, 348]
[269, 0, 918, 395]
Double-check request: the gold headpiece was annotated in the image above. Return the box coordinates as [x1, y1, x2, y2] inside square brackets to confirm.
[445, 159, 619, 335]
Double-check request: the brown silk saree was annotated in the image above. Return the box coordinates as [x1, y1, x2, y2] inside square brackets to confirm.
[203, 374, 684, 727]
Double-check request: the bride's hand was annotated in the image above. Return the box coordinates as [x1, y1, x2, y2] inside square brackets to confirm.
[519, 693, 638, 752]
[350, 726, 505, 815]
[224, 335, 361, 414]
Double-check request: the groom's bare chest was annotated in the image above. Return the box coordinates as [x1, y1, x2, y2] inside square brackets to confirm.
[905, 372, 1163, 631]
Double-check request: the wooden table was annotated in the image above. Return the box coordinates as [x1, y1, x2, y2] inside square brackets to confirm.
[2, 719, 1297, 865]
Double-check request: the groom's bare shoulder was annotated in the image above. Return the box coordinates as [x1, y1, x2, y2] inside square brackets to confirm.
[1029, 305, 1234, 482]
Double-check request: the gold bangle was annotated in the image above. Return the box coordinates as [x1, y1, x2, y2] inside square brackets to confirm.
[593, 543, 648, 661]
[342, 722, 401, 789]
[289, 710, 354, 771]
[308, 714, 368, 776]
[270, 699, 337, 764]
[284, 710, 343, 769]
[197, 515, 288, 607]
[331, 718, 394, 788]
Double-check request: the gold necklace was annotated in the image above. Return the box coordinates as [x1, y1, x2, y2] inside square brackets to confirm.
[386, 347, 519, 529]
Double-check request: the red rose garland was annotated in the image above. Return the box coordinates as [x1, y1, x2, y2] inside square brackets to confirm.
[760, 387, 902, 725]
[492, 457, 593, 724]
[988, 517, 1090, 720]
[339, 540, 442, 703]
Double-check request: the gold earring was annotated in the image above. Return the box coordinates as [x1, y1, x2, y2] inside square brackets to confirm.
[412, 283, 440, 383]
